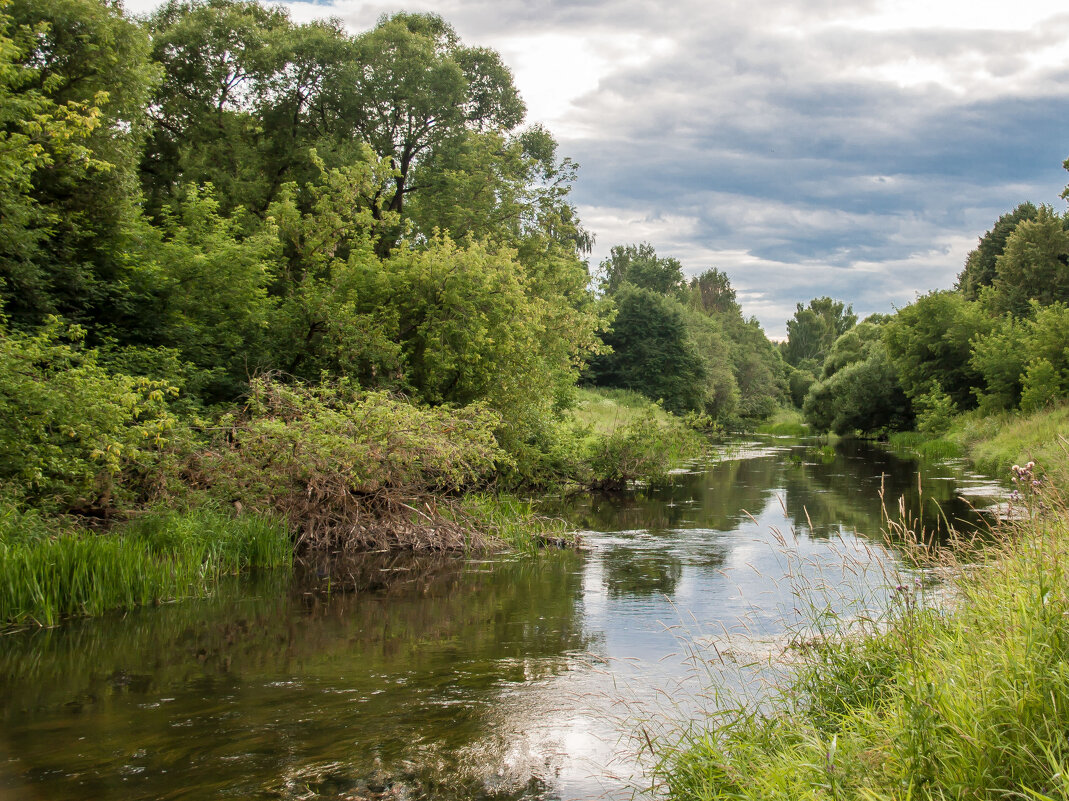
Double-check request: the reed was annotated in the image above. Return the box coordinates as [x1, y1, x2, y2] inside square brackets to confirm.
[0, 505, 291, 628]
[457, 493, 576, 554]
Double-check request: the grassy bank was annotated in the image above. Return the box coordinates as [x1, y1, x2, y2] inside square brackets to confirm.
[568, 387, 705, 490]
[888, 401, 1069, 484]
[656, 434, 1069, 799]
[755, 407, 810, 437]
[0, 493, 579, 628]
[0, 385, 697, 629]
[0, 505, 292, 628]
[569, 387, 678, 434]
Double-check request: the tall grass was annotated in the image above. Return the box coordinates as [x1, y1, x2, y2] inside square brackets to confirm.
[569, 386, 676, 435]
[755, 407, 810, 437]
[949, 402, 1069, 484]
[654, 461, 1069, 800]
[457, 493, 576, 554]
[0, 506, 291, 627]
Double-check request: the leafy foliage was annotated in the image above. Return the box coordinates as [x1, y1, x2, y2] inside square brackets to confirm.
[0, 320, 179, 513]
[956, 202, 1040, 301]
[586, 284, 707, 414]
[187, 376, 507, 549]
[783, 296, 857, 369]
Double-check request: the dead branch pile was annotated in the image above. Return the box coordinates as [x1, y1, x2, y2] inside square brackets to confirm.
[185, 376, 508, 552]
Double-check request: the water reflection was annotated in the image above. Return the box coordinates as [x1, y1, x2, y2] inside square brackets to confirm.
[0, 437, 1008, 800]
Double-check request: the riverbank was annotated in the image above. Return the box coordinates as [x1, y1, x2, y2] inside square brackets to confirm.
[889, 401, 1069, 484]
[0, 386, 699, 629]
[656, 423, 1069, 799]
[0, 492, 578, 629]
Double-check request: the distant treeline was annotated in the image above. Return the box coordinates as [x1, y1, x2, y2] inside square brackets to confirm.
[780, 201, 1069, 436]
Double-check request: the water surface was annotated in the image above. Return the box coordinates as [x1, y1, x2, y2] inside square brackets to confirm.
[0, 438, 1007, 800]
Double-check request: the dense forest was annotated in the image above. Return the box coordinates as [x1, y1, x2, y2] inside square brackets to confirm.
[0, 0, 790, 568]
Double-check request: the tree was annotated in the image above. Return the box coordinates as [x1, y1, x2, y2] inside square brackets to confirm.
[956, 203, 1039, 301]
[689, 268, 739, 316]
[821, 318, 886, 380]
[142, 0, 299, 215]
[802, 343, 912, 436]
[586, 285, 706, 413]
[0, 0, 157, 331]
[598, 242, 686, 297]
[983, 206, 1069, 317]
[342, 12, 524, 246]
[782, 296, 857, 369]
[883, 290, 991, 410]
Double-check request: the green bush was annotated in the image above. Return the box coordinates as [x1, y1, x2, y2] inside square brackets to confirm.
[0, 320, 181, 513]
[583, 407, 702, 490]
[1020, 358, 1063, 412]
[915, 384, 957, 435]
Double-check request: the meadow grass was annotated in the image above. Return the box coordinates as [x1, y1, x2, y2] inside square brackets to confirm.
[889, 402, 1068, 481]
[755, 407, 810, 437]
[654, 453, 1069, 800]
[886, 431, 963, 461]
[948, 402, 1069, 484]
[0, 505, 291, 628]
[568, 387, 675, 435]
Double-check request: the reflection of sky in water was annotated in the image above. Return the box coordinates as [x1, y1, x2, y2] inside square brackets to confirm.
[0, 439, 1008, 801]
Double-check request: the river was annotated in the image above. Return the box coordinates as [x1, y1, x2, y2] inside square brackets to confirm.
[0, 437, 1007, 800]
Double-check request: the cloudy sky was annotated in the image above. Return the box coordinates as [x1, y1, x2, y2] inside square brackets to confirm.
[133, 0, 1069, 336]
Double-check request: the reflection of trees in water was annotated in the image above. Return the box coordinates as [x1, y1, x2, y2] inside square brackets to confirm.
[0, 552, 591, 801]
[554, 438, 1001, 546]
[554, 488, 689, 533]
[779, 440, 997, 540]
[554, 456, 783, 534]
[600, 547, 683, 598]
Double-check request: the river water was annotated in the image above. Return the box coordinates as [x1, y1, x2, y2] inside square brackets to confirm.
[0, 438, 1007, 801]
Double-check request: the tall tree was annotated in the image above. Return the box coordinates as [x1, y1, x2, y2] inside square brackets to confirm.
[984, 206, 1069, 317]
[782, 296, 857, 369]
[882, 290, 990, 410]
[956, 203, 1040, 301]
[0, 0, 157, 332]
[341, 12, 524, 247]
[586, 284, 706, 414]
[689, 268, 739, 315]
[142, 0, 297, 215]
[598, 242, 686, 297]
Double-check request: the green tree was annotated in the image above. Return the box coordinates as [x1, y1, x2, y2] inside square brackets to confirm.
[883, 290, 990, 410]
[802, 343, 912, 436]
[586, 285, 706, 413]
[782, 296, 857, 369]
[969, 314, 1028, 412]
[680, 305, 740, 418]
[689, 268, 740, 316]
[0, 319, 178, 513]
[142, 0, 297, 215]
[956, 203, 1039, 301]
[0, 0, 157, 331]
[598, 242, 686, 297]
[344, 12, 524, 246]
[983, 206, 1069, 317]
[821, 318, 886, 380]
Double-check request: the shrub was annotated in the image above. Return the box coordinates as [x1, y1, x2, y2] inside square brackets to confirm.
[0, 320, 180, 513]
